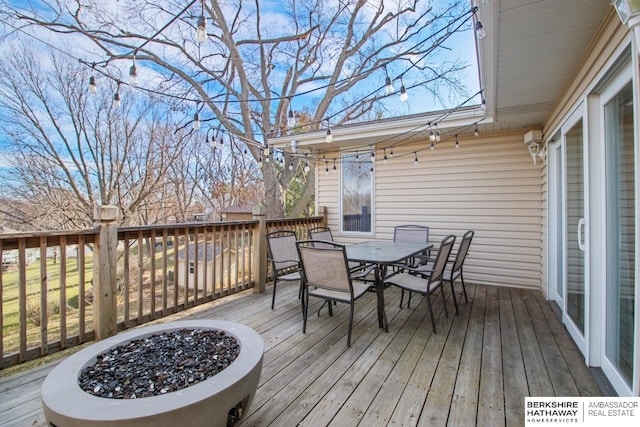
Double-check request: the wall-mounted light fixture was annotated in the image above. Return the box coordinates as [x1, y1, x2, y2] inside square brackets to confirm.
[524, 130, 543, 165]
[613, 0, 640, 55]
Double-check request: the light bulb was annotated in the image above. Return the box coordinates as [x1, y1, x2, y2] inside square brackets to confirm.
[332, 164, 336, 174]
[258, 157, 263, 168]
[429, 130, 435, 142]
[390, 149, 394, 157]
[436, 130, 441, 142]
[129, 63, 138, 86]
[370, 151, 375, 162]
[400, 85, 408, 101]
[385, 76, 394, 95]
[304, 162, 310, 173]
[430, 141, 435, 150]
[476, 21, 486, 40]
[414, 153, 418, 165]
[474, 126, 479, 137]
[455, 138, 460, 149]
[211, 136, 218, 148]
[193, 112, 200, 130]
[288, 162, 293, 171]
[113, 91, 121, 108]
[88, 75, 97, 94]
[326, 128, 332, 143]
[196, 15, 207, 43]
[263, 145, 270, 156]
[287, 109, 295, 128]
[325, 166, 329, 175]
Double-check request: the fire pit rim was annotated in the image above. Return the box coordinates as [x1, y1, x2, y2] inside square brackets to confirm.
[41, 319, 263, 425]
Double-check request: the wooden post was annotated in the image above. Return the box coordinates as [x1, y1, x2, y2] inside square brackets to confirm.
[92, 205, 119, 340]
[319, 206, 328, 227]
[252, 205, 267, 294]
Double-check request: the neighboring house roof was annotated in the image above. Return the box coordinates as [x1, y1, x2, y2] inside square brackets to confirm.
[178, 243, 227, 262]
[219, 204, 254, 214]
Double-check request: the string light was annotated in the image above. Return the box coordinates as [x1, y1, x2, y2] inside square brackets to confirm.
[325, 120, 333, 143]
[400, 83, 408, 102]
[390, 148, 394, 157]
[429, 128, 435, 142]
[288, 161, 294, 171]
[88, 75, 97, 94]
[129, 58, 138, 86]
[430, 141, 435, 150]
[474, 126, 479, 137]
[304, 161, 310, 173]
[325, 162, 329, 174]
[287, 108, 295, 128]
[113, 83, 121, 107]
[258, 156, 263, 168]
[475, 21, 486, 39]
[370, 150, 375, 162]
[383, 148, 388, 164]
[435, 125, 441, 141]
[414, 152, 418, 165]
[263, 144, 270, 156]
[332, 158, 337, 174]
[455, 134, 460, 149]
[193, 102, 201, 130]
[196, 1, 207, 43]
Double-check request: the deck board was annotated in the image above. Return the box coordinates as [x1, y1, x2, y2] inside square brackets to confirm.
[0, 283, 604, 427]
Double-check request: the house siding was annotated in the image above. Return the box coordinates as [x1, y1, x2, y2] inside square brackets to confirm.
[317, 131, 543, 290]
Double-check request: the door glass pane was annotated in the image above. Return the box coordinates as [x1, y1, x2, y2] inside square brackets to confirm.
[341, 153, 372, 233]
[555, 145, 564, 298]
[566, 120, 585, 334]
[605, 82, 635, 386]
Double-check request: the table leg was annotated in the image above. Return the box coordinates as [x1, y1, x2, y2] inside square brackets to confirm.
[375, 265, 389, 332]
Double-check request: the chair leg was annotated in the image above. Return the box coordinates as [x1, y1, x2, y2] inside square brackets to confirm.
[347, 301, 354, 347]
[271, 280, 277, 310]
[303, 288, 309, 334]
[328, 299, 334, 316]
[426, 292, 437, 334]
[460, 271, 469, 304]
[407, 291, 412, 308]
[449, 279, 459, 315]
[399, 288, 405, 308]
[440, 285, 449, 318]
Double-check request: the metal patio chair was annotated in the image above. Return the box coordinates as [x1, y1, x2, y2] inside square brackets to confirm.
[384, 234, 456, 333]
[266, 230, 302, 310]
[296, 239, 374, 347]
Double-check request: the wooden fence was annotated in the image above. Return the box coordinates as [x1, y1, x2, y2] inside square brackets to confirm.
[0, 206, 324, 369]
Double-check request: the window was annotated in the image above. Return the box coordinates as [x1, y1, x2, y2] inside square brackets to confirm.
[340, 152, 373, 233]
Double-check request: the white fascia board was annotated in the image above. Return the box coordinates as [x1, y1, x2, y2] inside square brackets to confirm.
[269, 108, 489, 149]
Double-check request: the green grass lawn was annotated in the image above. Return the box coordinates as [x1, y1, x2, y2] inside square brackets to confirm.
[2, 255, 94, 353]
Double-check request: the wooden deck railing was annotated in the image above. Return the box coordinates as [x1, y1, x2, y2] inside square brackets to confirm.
[0, 205, 325, 369]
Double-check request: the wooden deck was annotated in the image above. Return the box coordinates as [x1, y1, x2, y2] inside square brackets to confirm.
[0, 282, 604, 426]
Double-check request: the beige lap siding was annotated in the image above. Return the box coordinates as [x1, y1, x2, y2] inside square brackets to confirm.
[316, 130, 543, 290]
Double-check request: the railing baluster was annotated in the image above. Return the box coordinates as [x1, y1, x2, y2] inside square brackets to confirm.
[59, 236, 67, 350]
[137, 231, 143, 323]
[150, 229, 156, 320]
[18, 238, 27, 363]
[39, 237, 48, 356]
[124, 234, 130, 325]
[173, 228, 179, 312]
[162, 230, 168, 316]
[0, 239, 3, 369]
[78, 235, 85, 343]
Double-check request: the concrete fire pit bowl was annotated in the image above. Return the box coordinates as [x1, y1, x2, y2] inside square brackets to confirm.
[41, 320, 263, 427]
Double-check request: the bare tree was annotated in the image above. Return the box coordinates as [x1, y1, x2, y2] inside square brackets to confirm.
[1, 0, 473, 217]
[0, 48, 191, 228]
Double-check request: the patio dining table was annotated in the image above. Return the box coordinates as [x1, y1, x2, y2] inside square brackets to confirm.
[346, 241, 432, 332]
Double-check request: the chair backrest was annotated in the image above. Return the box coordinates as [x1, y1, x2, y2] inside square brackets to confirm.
[296, 240, 352, 294]
[309, 226, 333, 241]
[394, 224, 429, 244]
[266, 230, 299, 271]
[429, 235, 456, 284]
[452, 230, 474, 273]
